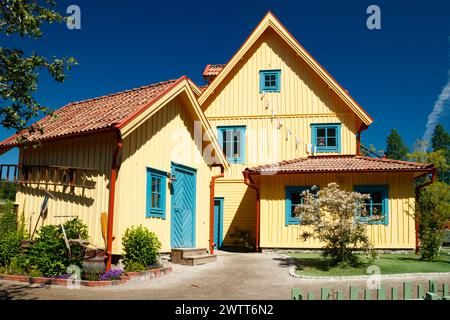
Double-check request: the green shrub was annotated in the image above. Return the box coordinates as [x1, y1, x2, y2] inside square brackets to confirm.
[418, 182, 450, 261]
[63, 218, 89, 267]
[28, 225, 67, 276]
[0, 230, 24, 266]
[124, 261, 146, 272]
[122, 225, 161, 270]
[28, 218, 89, 276]
[0, 182, 16, 201]
[0, 201, 17, 237]
[6, 255, 30, 275]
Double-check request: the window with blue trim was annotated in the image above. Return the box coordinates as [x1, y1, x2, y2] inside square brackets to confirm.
[217, 126, 246, 164]
[260, 70, 281, 92]
[285, 186, 315, 225]
[146, 167, 167, 219]
[354, 185, 389, 225]
[311, 123, 341, 153]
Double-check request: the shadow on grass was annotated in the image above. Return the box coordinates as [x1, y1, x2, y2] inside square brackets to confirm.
[273, 256, 334, 272]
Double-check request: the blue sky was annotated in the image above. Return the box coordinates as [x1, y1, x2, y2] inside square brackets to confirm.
[1, 0, 449, 163]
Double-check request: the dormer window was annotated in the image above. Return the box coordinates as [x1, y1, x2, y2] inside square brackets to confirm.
[260, 70, 281, 92]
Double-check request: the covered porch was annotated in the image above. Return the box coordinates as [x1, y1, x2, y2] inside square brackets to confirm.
[243, 155, 435, 251]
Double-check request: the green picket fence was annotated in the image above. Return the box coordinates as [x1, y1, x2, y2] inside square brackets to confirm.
[292, 280, 450, 300]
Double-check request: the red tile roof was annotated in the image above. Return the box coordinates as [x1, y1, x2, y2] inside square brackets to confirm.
[0, 79, 180, 147]
[245, 155, 434, 174]
[202, 64, 225, 78]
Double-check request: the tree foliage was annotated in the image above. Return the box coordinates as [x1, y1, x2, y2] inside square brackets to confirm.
[385, 129, 409, 160]
[417, 182, 450, 261]
[431, 124, 450, 152]
[0, 0, 76, 136]
[294, 183, 375, 267]
[0, 181, 16, 201]
[430, 124, 450, 183]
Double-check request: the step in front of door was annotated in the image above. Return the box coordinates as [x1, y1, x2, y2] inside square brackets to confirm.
[171, 248, 216, 265]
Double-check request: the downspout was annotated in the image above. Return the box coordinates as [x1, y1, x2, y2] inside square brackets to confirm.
[243, 171, 260, 252]
[414, 167, 437, 254]
[209, 165, 225, 254]
[106, 127, 123, 271]
[356, 123, 368, 156]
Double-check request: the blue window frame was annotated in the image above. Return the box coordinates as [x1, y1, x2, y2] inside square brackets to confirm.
[259, 70, 281, 92]
[311, 123, 341, 153]
[146, 167, 167, 219]
[285, 186, 314, 225]
[217, 126, 246, 164]
[354, 185, 389, 225]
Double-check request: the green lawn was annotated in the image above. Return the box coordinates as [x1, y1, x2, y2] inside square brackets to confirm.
[289, 249, 450, 276]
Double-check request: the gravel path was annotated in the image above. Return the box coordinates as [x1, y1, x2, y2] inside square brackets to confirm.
[0, 251, 449, 300]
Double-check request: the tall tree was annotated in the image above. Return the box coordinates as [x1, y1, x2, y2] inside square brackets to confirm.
[430, 124, 450, 183]
[385, 129, 409, 160]
[0, 0, 76, 138]
[431, 124, 450, 152]
[409, 141, 449, 185]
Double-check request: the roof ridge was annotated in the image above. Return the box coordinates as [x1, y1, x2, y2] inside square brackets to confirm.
[356, 155, 432, 167]
[66, 79, 178, 107]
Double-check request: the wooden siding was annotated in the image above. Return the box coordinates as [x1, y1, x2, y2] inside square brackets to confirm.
[114, 95, 214, 253]
[16, 132, 114, 249]
[202, 28, 358, 180]
[214, 180, 256, 247]
[257, 172, 416, 249]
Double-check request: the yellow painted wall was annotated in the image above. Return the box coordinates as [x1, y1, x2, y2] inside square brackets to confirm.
[215, 180, 256, 246]
[114, 94, 214, 253]
[201, 28, 360, 247]
[202, 28, 358, 180]
[16, 132, 114, 249]
[257, 172, 416, 249]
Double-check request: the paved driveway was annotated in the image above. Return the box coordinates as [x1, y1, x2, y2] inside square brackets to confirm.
[1, 251, 449, 300]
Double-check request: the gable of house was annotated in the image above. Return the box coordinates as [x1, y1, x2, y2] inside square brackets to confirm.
[198, 12, 373, 182]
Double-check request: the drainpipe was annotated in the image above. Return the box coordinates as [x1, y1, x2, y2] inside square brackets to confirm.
[209, 165, 224, 254]
[243, 171, 260, 252]
[414, 167, 437, 254]
[356, 123, 368, 156]
[106, 127, 123, 271]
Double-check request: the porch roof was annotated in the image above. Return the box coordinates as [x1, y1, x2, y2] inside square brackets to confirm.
[244, 155, 434, 175]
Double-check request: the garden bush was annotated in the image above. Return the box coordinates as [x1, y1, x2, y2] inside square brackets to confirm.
[0, 230, 24, 266]
[418, 182, 450, 261]
[0, 201, 17, 235]
[124, 261, 146, 272]
[295, 183, 375, 267]
[0, 201, 26, 268]
[122, 225, 161, 271]
[28, 218, 89, 276]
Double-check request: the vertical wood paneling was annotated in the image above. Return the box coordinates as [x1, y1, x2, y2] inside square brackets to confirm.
[114, 96, 214, 253]
[258, 172, 416, 249]
[16, 132, 113, 249]
[200, 28, 361, 247]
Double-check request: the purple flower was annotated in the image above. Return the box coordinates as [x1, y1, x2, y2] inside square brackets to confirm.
[100, 268, 123, 281]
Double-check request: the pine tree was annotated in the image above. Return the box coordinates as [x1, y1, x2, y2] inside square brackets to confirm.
[431, 124, 450, 152]
[385, 129, 409, 160]
[430, 124, 450, 184]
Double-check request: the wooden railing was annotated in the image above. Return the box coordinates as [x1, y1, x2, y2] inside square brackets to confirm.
[292, 280, 450, 300]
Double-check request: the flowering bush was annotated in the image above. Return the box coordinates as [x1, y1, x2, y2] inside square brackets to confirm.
[294, 182, 375, 267]
[100, 268, 123, 281]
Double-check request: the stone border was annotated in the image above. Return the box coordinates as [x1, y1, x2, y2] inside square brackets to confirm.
[288, 267, 450, 280]
[0, 266, 172, 287]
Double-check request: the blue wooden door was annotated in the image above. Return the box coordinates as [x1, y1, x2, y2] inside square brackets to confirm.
[214, 198, 223, 249]
[171, 163, 196, 248]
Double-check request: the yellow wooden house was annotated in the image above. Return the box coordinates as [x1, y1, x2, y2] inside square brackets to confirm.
[0, 12, 435, 263]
